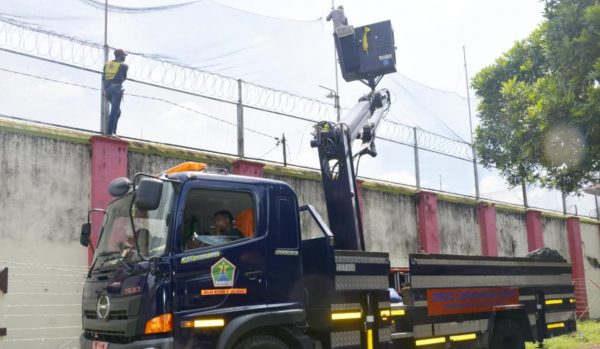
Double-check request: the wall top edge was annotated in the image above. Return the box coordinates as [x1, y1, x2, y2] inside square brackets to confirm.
[0, 117, 92, 144]
[2, 117, 598, 224]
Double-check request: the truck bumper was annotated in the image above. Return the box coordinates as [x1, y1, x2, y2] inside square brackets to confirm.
[79, 334, 174, 349]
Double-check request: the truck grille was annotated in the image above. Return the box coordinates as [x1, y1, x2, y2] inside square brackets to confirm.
[84, 310, 128, 320]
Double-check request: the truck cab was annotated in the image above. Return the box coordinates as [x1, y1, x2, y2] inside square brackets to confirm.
[80, 163, 391, 349]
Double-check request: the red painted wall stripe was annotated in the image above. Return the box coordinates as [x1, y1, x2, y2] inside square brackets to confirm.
[89, 136, 128, 265]
[417, 192, 440, 253]
[478, 203, 498, 256]
[526, 210, 544, 252]
[566, 217, 589, 320]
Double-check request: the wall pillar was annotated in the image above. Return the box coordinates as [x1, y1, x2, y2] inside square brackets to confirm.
[478, 202, 498, 256]
[566, 217, 589, 319]
[356, 179, 365, 223]
[89, 136, 128, 265]
[231, 160, 264, 177]
[526, 210, 544, 252]
[416, 191, 440, 253]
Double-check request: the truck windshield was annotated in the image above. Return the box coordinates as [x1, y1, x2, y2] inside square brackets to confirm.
[93, 182, 174, 268]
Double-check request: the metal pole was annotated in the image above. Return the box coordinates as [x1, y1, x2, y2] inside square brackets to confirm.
[562, 192, 567, 215]
[335, 93, 341, 122]
[595, 194, 599, 221]
[522, 180, 528, 209]
[237, 79, 244, 158]
[463, 46, 480, 199]
[332, 0, 341, 122]
[414, 127, 421, 190]
[281, 133, 287, 167]
[100, 0, 109, 134]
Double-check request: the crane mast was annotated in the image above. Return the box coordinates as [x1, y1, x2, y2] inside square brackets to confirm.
[311, 90, 389, 250]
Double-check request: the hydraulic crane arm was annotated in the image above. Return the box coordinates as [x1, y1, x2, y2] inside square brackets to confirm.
[311, 89, 390, 250]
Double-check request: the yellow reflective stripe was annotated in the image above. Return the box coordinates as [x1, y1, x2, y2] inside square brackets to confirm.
[104, 61, 121, 80]
[362, 26, 371, 52]
[380, 310, 390, 317]
[547, 322, 565, 329]
[449, 333, 477, 342]
[415, 337, 446, 346]
[391, 309, 406, 316]
[367, 329, 373, 349]
[193, 319, 225, 328]
[545, 299, 563, 305]
[331, 311, 361, 320]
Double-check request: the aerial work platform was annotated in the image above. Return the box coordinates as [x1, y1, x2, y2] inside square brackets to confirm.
[335, 20, 396, 89]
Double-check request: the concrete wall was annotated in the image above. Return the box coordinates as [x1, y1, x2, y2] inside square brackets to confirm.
[496, 210, 528, 257]
[582, 223, 600, 319]
[543, 217, 570, 262]
[362, 189, 418, 267]
[128, 152, 189, 179]
[437, 201, 480, 256]
[1, 117, 600, 349]
[0, 130, 89, 349]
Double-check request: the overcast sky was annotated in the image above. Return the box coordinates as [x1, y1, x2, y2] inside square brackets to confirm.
[0, 0, 596, 215]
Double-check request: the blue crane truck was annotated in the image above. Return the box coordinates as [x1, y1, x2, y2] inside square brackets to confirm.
[79, 19, 576, 349]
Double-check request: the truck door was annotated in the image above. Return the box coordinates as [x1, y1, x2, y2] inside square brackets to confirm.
[172, 183, 267, 316]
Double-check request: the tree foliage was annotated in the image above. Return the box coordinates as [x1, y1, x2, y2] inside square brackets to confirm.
[473, 0, 600, 193]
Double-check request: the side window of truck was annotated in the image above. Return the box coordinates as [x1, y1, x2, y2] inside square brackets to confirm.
[299, 207, 330, 241]
[182, 189, 255, 251]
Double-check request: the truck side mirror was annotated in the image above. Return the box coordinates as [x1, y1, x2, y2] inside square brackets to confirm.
[109, 177, 132, 197]
[135, 178, 163, 211]
[80, 222, 91, 247]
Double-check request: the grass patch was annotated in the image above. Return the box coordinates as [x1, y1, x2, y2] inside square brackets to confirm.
[526, 321, 600, 349]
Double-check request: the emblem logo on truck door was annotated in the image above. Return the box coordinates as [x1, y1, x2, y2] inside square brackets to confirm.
[211, 258, 235, 287]
[96, 295, 111, 320]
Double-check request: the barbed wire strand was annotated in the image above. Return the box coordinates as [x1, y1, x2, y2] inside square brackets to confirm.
[0, 16, 337, 121]
[0, 66, 277, 140]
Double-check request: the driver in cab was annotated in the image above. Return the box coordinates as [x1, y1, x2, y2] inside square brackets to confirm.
[185, 210, 244, 250]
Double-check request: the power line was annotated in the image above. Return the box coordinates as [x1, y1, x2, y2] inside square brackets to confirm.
[77, 0, 200, 13]
[0, 66, 277, 140]
[209, 0, 323, 23]
[0, 16, 337, 121]
[388, 75, 468, 143]
[257, 142, 280, 160]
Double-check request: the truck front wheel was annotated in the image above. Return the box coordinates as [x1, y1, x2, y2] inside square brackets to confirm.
[234, 334, 288, 349]
[490, 319, 525, 349]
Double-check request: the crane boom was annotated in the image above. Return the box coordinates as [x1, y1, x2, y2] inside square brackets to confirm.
[311, 90, 389, 250]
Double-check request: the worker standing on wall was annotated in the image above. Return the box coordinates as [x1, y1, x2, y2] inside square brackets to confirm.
[326, 5, 348, 30]
[103, 48, 128, 136]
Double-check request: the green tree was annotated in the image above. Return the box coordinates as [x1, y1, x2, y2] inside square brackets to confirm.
[473, 0, 600, 193]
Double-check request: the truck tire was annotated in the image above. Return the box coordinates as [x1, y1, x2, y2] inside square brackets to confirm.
[490, 319, 525, 349]
[234, 334, 288, 349]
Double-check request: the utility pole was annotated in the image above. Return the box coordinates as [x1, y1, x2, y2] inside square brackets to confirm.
[331, 0, 341, 121]
[594, 194, 600, 222]
[414, 127, 420, 190]
[281, 133, 287, 167]
[100, 0, 109, 135]
[319, 85, 340, 121]
[463, 46, 480, 199]
[237, 79, 244, 158]
[522, 180, 529, 209]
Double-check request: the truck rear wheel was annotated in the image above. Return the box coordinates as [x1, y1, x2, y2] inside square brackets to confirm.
[490, 319, 525, 349]
[234, 334, 288, 349]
